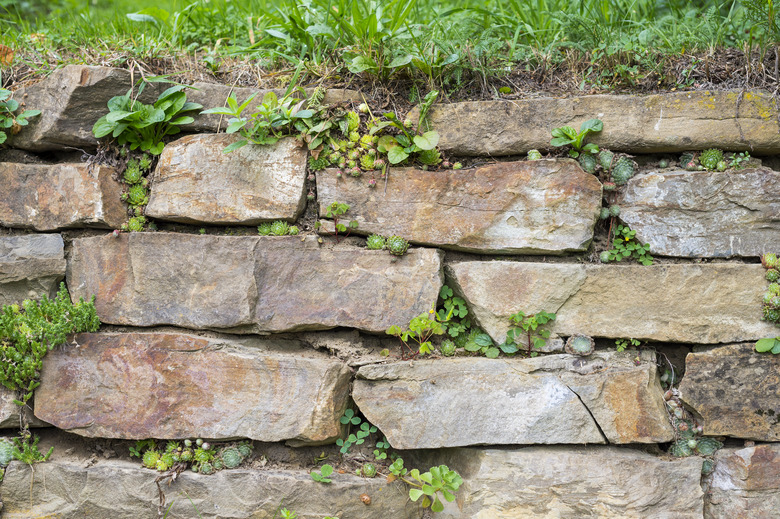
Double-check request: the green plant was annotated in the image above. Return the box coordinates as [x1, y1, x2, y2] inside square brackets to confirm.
[0, 87, 40, 144]
[500, 310, 557, 356]
[366, 234, 386, 250]
[670, 436, 723, 457]
[756, 337, 780, 354]
[93, 81, 202, 155]
[0, 438, 13, 466]
[527, 149, 542, 160]
[336, 409, 377, 454]
[371, 91, 440, 165]
[316, 201, 358, 241]
[11, 432, 53, 466]
[578, 152, 597, 173]
[0, 283, 100, 405]
[279, 508, 297, 519]
[699, 148, 724, 171]
[359, 462, 377, 478]
[386, 235, 410, 256]
[310, 463, 334, 483]
[463, 329, 500, 358]
[270, 220, 290, 236]
[615, 338, 641, 352]
[387, 459, 462, 513]
[604, 224, 653, 265]
[387, 311, 445, 357]
[373, 437, 390, 460]
[565, 334, 594, 356]
[610, 156, 637, 185]
[729, 151, 751, 169]
[550, 118, 602, 158]
[436, 285, 471, 339]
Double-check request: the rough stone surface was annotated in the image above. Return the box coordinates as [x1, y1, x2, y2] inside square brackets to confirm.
[318, 159, 601, 254]
[34, 332, 350, 442]
[412, 91, 780, 155]
[424, 447, 704, 518]
[619, 168, 780, 258]
[447, 262, 778, 344]
[706, 443, 780, 519]
[0, 459, 421, 519]
[353, 351, 672, 449]
[0, 234, 65, 306]
[0, 162, 126, 231]
[679, 344, 780, 441]
[0, 388, 48, 429]
[146, 135, 307, 224]
[67, 233, 442, 333]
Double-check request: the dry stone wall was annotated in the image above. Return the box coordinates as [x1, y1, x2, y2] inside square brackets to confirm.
[1, 65, 780, 518]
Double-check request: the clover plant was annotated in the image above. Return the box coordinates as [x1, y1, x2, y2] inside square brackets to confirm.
[387, 310, 445, 357]
[0, 88, 41, 144]
[310, 463, 334, 483]
[500, 310, 556, 356]
[602, 224, 653, 265]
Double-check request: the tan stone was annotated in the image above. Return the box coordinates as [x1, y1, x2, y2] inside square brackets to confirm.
[410, 91, 780, 155]
[0, 234, 66, 306]
[0, 459, 421, 519]
[706, 444, 780, 519]
[317, 159, 601, 254]
[67, 233, 443, 333]
[33, 332, 350, 442]
[0, 163, 126, 230]
[447, 262, 778, 344]
[679, 344, 780, 441]
[146, 135, 307, 224]
[353, 351, 672, 449]
[619, 168, 780, 258]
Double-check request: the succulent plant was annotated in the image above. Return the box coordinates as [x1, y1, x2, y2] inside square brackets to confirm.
[213, 459, 224, 471]
[699, 148, 724, 171]
[565, 335, 595, 356]
[258, 223, 272, 236]
[123, 161, 143, 184]
[386, 235, 409, 256]
[373, 158, 387, 171]
[452, 162, 463, 170]
[599, 150, 614, 171]
[611, 157, 636, 186]
[270, 220, 290, 236]
[122, 216, 146, 232]
[602, 181, 616, 192]
[716, 160, 727, 172]
[419, 148, 442, 166]
[599, 251, 611, 263]
[440, 339, 457, 356]
[194, 447, 211, 464]
[308, 155, 330, 171]
[679, 152, 696, 169]
[762, 253, 779, 270]
[359, 134, 374, 149]
[527, 149, 542, 160]
[764, 306, 780, 323]
[361, 463, 377, 478]
[0, 439, 13, 466]
[288, 226, 299, 236]
[161, 452, 175, 467]
[221, 447, 243, 469]
[768, 269, 780, 282]
[199, 461, 214, 475]
[609, 204, 620, 217]
[237, 443, 252, 458]
[578, 153, 597, 174]
[366, 234, 386, 250]
[156, 458, 170, 472]
[138, 154, 152, 171]
[180, 449, 193, 462]
[669, 439, 694, 457]
[126, 184, 149, 206]
[770, 296, 780, 310]
[658, 159, 669, 168]
[349, 131, 360, 143]
[346, 111, 360, 132]
[360, 154, 376, 170]
[695, 437, 723, 456]
[701, 459, 715, 475]
[770, 282, 780, 296]
[599, 207, 610, 220]
[142, 450, 161, 469]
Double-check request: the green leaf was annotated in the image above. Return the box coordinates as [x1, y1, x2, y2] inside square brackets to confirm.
[409, 488, 424, 502]
[500, 342, 519, 354]
[92, 116, 115, 138]
[756, 338, 780, 353]
[389, 54, 413, 68]
[388, 146, 409, 164]
[223, 139, 248, 153]
[169, 116, 194, 125]
[773, 341, 780, 354]
[200, 107, 236, 116]
[579, 118, 603, 134]
[413, 131, 439, 150]
[320, 464, 333, 477]
[105, 110, 137, 123]
[474, 334, 493, 347]
[0, 132, 6, 144]
[226, 120, 247, 134]
[348, 56, 378, 74]
[550, 136, 574, 147]
[431, 497, 444, 513]
[485, 347, 500, 358]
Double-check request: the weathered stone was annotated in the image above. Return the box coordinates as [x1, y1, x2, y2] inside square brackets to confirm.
[0, 459, 421, 519]
[0, 234, 65, 306]
[317, 159, 601, 254]
[67, 233, 442, 333]
[0, 388, 48, 429]
[34, 332, 350, 442]
[619, 168, 780, 258]
[706, 443, 780, 519]
[353, 351, 672, 449]
[0, 163, 126, 230]
[447, 262, 778, 344]
[423, 447, 703, 518]
[146, 135, 307, 224]
[679, 344, 780, 441]
[411, 91, 780, 155]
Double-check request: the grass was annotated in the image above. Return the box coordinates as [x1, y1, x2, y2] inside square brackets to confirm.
[0, 0, 775, 97]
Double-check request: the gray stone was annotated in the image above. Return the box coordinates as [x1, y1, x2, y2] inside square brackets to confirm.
[447, 262, 778, 344]
[353, 351, 672, 449]
[706, 443, 780, 519]
[619, 168, 780, 258]
[0, 162, 126, 230]
[411, 90, 780, 156]
[0, 459, 421, 519]
[0, 234, 65, 306]
[679, 344, 780, 441]
[0, 388, 48, 429]
[67, 233, 442, 333]
[425, 447, 704, 518]
[317, 159, 601, 254]
[146, 135, 307, 224]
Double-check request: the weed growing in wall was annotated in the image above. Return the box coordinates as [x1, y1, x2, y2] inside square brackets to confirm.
[0, 87, 40, 145]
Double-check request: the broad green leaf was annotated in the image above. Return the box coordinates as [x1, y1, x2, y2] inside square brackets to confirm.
[464, 341, 481, 352]
[756, 338, 779, 353]
[409, 489, 424, 501]
[222, 139, 248, 153]
[180, 102, 203, 112]
[111, 123, 129, 138]
[386, 325, 403, 336]
[377, 134, 397, 152]
[4, 99, 18, 112]
[92, 116, 115, 138]
[474, 334, 493, 347]
[348, 55, 378, 74]
[0, 89, 10, 102]
[550, 136, 574, 147]
[200, 107, 236, 116]
[0, 132, 6, 144]
[485, 347, 500, 358]
[773, 341, 780, 354]
[18, 109, 41, 118]
[431, 498, 444, 513]
[413, 131, 439, 150]
[226, 93, 239, 112]
[388, 146, 409, 164]
[320, 464, 333, 476]
[149, 141, 165, 155]
[169, 116, 194, 125]
[499, 343, 519, 354]
[106, 110, 137, 123]
[579, 118, 603, 133]
[389, 54, 413, 68]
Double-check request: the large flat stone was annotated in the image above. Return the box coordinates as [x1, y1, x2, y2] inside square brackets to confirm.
[67, 233, 442, 333]
[33, 332, 350, 442]
[0, 459, 421, 519]
[447, 262, 778, 344]
[679, 344, 780, 441]
[412, 91, 780, 155]
[619, 168, 780, 258]
[317, 159, 601, 254]
[146, 135, 307, 224]
[0, 234, 65, 306]
[424, 447, 703, 518]
[706, 443, 780, 519]
[353, 351, 672, 449]
[0, 163, 126, 231]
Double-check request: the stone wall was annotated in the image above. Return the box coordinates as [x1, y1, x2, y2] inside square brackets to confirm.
[1, 65, 780, 518]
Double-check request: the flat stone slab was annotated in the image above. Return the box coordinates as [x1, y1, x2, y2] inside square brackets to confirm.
[67, 233, 442, 333]
[412, 91, 780, 155]
[0, 459, 421, 519]
[619, 168, 780, 258]
[146, 135, 307, 224]
[0, 234, 65, 306]
[447, 262, 778, 344]
[33, 332, 350, 442]
[679, 344, 780, 441]
[353, 351, 672, 449]
[0, 163, 126, 231]
[428, 447, 703, 518]
[706, 444, 780, 519]
[317, 159, 601, 254]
